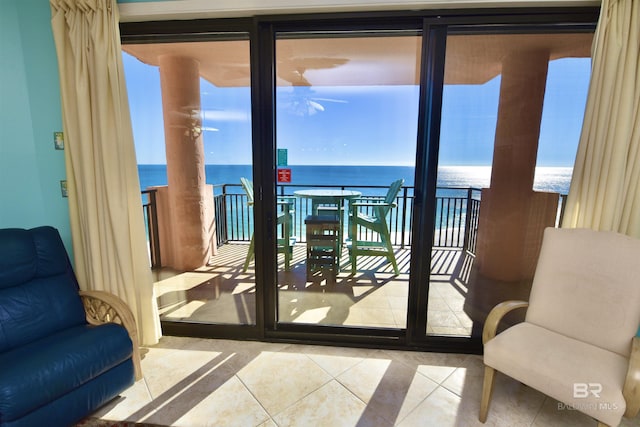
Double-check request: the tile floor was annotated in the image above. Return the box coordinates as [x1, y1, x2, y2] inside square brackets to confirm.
[92, 336, 640, 427]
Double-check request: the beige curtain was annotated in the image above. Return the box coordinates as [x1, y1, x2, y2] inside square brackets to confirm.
[562, 0, 640, 238]
[50, 0, 161, 346]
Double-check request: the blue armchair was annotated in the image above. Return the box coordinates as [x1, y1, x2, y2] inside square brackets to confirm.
[0, 226, 141, 427]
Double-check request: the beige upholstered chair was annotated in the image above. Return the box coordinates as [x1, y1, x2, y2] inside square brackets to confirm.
[480, 228, 640, 427]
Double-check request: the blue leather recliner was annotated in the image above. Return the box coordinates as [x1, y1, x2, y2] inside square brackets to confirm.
[0, 226, 142, 427]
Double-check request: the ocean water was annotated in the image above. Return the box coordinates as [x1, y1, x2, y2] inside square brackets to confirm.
[138, 164, 572, 195]
[138, 164, 572, 246]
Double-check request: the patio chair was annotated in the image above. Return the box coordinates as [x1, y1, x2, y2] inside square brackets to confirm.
[241, 178, 296, 272]
[480, 227, 640, 427]
[348, 178, 404, 275]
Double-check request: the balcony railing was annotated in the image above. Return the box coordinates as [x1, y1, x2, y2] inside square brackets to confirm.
[142, 189, 161, 268]
[143, 184, 570, 269]
[213, 184, 482, 255]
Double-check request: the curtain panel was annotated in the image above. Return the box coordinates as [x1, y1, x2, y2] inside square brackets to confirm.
[563, 0, 640, 238]
[50, 0, 161, 346]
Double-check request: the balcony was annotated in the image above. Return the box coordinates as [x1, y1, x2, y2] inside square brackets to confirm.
[143, 184, 564, 336]
[142, 184, 485, 334]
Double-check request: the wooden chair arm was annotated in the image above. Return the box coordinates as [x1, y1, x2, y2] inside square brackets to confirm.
[352, 201, 396, 208]
[277, 196, 296, 204]
[353, 196, 385, 202]
[482, 300, 529, 345]
[79, 290, 142, 381]
[277, 199, 295, 209]
[623, 336, 640, 417]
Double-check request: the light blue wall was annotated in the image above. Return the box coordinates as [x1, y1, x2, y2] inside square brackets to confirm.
[0, 0, 71, 251]
[0, 0, 170, 254]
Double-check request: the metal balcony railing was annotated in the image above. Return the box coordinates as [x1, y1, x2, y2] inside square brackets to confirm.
[141, 189, 161, 268]
[212, 184, 483, 255]
[142, 184, 572, 269]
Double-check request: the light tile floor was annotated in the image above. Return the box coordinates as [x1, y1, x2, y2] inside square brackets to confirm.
[92, 336, 640, 427]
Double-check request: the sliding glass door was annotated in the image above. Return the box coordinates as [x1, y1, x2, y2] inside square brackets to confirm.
[120, 9, 597, 349]
[271, 32, 421, 332]
[123, 35, 259, 329]
[424, 29, 593, 339]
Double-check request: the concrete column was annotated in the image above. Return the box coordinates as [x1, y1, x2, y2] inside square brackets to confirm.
[158, 55, 216, 270]
[491, 51, 550, 194]
[476, 50, 556, 281]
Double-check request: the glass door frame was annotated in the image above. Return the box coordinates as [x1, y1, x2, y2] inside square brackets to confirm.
[120, 7, 599, 353]
[257, 18, 425, 349]
[411, 16, 597, 351]
[121, 18, 267, 342]
[255, 12, 598, 353]
[408, 22, 447, 348]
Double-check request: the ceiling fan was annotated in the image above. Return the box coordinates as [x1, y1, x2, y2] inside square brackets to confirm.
[170, 107, 220, 138]
[278, 86, 348, 116]
[276, 56, 350, 116]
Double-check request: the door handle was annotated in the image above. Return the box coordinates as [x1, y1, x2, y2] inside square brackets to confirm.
[266, 212, 274, 241]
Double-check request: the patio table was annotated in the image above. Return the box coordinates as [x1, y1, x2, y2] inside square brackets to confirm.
[294, 189, 362, 263]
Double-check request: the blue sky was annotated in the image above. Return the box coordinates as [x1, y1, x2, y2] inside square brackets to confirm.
[123, 53, 590, 167]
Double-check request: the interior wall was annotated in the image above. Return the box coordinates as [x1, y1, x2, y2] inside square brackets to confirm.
[0, 0, 71, 252]
[117, 0, 600, 22]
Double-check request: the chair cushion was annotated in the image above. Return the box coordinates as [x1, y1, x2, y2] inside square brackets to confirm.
[0, 323, 133, 423]
[485, 322, 628, 427]
[526, 228, 640, 357]
[0, 273, 87, 354]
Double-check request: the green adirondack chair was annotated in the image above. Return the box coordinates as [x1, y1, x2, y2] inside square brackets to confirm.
[241, 177, 295, 271]
[348, 179, 404, 275]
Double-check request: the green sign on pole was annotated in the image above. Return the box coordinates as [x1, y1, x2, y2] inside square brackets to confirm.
[277, 148, 288, 166]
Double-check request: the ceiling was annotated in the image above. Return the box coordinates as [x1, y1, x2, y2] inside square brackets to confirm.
[123, 32, 592, 87]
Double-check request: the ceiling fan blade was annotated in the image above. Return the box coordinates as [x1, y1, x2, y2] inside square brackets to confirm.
[311, 97, 348, 104]
[308, 100, 325, 112]
[276, 56, 349, 85]
[283, 57, 349, 71]
[278, 68, 311, 86]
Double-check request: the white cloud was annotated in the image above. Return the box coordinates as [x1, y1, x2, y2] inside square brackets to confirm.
[201, 109, 249, 122]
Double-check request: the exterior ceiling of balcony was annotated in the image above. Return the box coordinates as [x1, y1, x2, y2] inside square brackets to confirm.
[123, 32, 592, 87]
